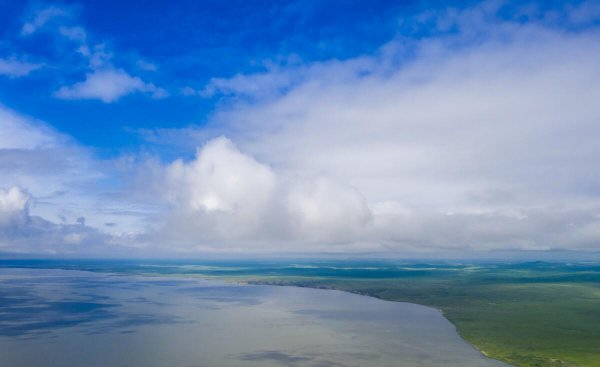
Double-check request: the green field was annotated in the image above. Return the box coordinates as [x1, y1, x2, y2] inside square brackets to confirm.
[2, 260, 600, 367]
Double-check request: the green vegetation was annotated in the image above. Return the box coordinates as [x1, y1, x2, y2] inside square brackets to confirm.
[2, 260, 599, 367]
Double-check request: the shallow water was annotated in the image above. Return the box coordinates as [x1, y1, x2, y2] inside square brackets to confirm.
[0, 268, 509, 367]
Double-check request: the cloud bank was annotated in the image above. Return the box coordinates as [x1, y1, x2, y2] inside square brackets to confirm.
[143, 1, 600, 253]
[1, 0, 600, 256]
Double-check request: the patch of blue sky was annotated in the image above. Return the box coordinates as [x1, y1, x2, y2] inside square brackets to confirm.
[0, 0, 550, 155]
[0, 1, 595, 153]
[0, 1, 418, 152]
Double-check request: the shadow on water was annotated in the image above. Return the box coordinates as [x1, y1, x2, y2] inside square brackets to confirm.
[235, 350, 346, 367]
[0, 272, 185, 338]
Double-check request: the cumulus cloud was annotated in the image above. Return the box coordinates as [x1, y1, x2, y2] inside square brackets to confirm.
[0, 187, 30, 226]
[0, 105, 153, 254]
[55, 69, 167, 102]
[0, 186, 112, 254]
[140, 135, 600, 254]
[165, 137, 277, 215]
[158, 137, 277, 244]
[148, 137, 371, 250]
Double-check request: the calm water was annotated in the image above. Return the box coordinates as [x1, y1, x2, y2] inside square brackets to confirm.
[0, 268, 509, 367]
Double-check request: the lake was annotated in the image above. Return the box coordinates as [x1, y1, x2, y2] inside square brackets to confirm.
[0, 268, 509, 367]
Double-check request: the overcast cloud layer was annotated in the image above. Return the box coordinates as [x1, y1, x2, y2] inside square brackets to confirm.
[1, 0, 600, 256]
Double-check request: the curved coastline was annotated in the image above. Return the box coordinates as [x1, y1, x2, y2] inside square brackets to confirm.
[0, 267, 511, 367]
[2, 261, 594, 367]
[238, 279, 513, 367]
[69, 268, 514, 366]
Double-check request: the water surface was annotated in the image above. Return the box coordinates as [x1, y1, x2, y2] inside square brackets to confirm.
[0, 268, 508, 367]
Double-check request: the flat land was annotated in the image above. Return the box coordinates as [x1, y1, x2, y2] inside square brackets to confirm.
[3, 260, 599, 367]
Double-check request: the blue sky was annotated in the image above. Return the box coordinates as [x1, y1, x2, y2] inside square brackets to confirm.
[0, 0, 421, 154]
[1, 0, 600, 257]
[2, 0, 576, 153]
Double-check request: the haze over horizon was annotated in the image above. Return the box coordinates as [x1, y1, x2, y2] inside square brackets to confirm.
[1, 0, 600, 257]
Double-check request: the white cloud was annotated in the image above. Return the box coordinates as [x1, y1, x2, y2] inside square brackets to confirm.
[19, 5, 166, 103]
[21, 5, 69, 36]
[158, 137, 277, 243]
[141, 2, 600, 253]
[165, 137, 276, 214]
[0, 105, 153, 253]
[149, 137, 371, 250]
[0, 57, 42, 78]
[0, 186, 30, 226]
[55, 69, 167, 103]
[0, 185, 113, 254]
[207, 7, 600, 207]
[202, 68, 298, 98]
[142, 135, 600, 254]
[77, 43, 113, 70]
[0, 106, 59, 149]
[3, 1, 600, 255]
[285, 178, 371, 242]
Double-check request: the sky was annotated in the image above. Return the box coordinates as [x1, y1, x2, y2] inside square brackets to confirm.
[1, 0, 600, 258]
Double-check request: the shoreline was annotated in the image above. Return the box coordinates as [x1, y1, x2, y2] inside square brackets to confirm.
[0, 266, 510, 366]
[0, 263, 593, 367]
[241, 279, 513, 367]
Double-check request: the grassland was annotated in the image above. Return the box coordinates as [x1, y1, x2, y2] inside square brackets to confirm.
[2, 260, 599, 367]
